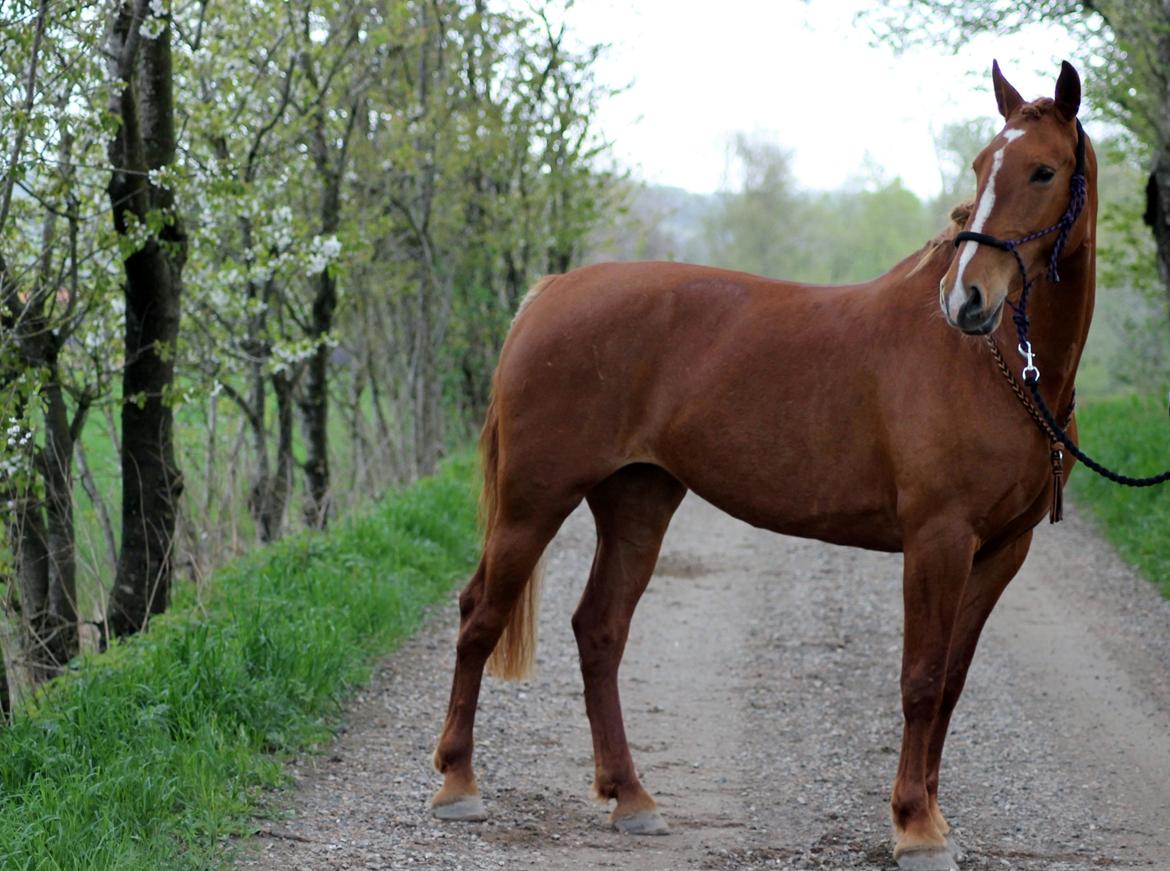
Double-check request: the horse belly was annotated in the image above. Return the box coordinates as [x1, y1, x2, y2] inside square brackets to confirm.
[656, 419, 903, 552]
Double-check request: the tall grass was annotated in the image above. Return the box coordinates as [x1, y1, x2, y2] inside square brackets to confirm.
[1069, 394, 1170, 598]
[0, 455, 479, 870]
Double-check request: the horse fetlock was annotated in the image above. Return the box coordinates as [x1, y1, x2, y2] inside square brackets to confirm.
[891, 789, 930, 828]
[432, 732, 473, 772]
[590, 776, 617, 802]
[892, 819, 949, 860]
[591, 767, 637, 801]
[892, 792, 948, 858]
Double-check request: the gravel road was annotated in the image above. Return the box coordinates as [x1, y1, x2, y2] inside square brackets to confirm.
[241, 495, 1170, 870]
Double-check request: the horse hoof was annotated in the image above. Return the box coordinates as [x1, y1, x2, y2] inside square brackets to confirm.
[432, 795, 488, 822]
[896, 846, 958, 871]
[946, 833, 965, 863]
[612, 809, 670, 835]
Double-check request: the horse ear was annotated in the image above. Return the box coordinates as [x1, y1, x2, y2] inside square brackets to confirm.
[992, 59, 1024, 119]
[1054, 60, 1081, 121]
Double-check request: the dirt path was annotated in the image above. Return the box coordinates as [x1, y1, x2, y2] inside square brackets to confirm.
[241, 496, 1170, 870]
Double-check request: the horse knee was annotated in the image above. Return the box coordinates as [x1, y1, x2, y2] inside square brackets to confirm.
[901, 662, 945, 721]
[891, 784, 931, 830]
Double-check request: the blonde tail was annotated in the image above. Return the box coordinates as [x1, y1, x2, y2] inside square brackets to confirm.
[479, 376, 544, 682]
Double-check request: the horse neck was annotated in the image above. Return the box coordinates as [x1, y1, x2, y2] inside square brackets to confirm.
[1016, 235, 1096, 408]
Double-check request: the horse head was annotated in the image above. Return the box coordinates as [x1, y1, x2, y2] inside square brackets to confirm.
[940, 60, 1094, 335]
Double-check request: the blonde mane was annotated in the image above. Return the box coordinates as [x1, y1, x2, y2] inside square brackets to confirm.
[908, 201, 975, 277]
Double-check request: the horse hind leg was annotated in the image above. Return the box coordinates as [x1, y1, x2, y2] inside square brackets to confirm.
[431, 505, 570, 821]
[573, 464, 686, 835]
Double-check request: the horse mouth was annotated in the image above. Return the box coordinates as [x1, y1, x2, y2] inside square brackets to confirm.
[959, 299, 1005, 336]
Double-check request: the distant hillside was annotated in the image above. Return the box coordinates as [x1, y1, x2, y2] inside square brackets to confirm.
[584, 183, 717, 264]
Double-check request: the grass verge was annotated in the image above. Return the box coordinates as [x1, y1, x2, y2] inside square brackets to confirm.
[1069, 394, 1170, 599]
[0, 455, 479, 871]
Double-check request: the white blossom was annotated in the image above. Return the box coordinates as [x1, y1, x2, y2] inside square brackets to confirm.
[139, 15, 165, 40]
[147, 165, 176, 188]
[267, 206, 295, 250]
[249, 261, 273, 284]
[5, 420, 32, 450]
[305, 234, 342, 276]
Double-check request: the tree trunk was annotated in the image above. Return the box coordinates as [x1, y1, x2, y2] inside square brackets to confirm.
[105, 4, 186, 636]
[251, 368, 295, 542]
[9, 491, 53, 683]
[1146, 6, 1170, 326]
[2, 365, 81, 682]
[40, 379, 78, 668]
[1145, 160, 1170, 321]
[245, 331, 273, 541]
[0, 651, 9, 719]
[298, 83, 351, 528]
[300, 269, 335, 529]
[3, 237, 81, 682]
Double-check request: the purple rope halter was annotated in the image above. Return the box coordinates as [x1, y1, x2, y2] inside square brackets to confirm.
[954, 120, 1170, 488]
[953, 120, 1087, 350]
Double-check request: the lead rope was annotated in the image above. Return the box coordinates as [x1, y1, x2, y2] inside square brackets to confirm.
[986, 335, 1075, 522]
[955, 119, 1170, 520]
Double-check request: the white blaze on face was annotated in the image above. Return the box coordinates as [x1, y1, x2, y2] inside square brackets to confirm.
[947, 127, 1027, 320]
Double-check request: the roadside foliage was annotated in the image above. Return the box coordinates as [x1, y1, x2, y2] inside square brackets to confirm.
[0, 0, 616, 706]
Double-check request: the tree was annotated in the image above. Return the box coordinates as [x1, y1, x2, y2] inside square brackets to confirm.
[105, 0, 188, 636]
[170, 0, 306, 546]
[0, 0, 115, 680]
[0, 0, 616, 685]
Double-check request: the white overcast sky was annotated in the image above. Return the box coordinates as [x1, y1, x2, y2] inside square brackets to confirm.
[559, 0, 1080, 199]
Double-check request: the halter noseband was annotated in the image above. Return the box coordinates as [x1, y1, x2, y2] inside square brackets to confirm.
[951, 119, 1087, 363]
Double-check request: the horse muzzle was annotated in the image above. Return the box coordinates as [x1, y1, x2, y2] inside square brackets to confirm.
[939, 280, 1005, 336]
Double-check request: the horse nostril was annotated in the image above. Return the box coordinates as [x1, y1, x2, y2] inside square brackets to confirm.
[959, 285, 985, 325]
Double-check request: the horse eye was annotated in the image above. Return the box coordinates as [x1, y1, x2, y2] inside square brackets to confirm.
[1031, 166, 1056, 184]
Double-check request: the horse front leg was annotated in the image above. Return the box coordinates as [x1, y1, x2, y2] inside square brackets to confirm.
[892, 520, 976, 871]
[924, 530, 1033, 860]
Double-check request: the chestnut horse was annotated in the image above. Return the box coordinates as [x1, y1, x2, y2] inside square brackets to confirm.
[432, 61, 1095, 871]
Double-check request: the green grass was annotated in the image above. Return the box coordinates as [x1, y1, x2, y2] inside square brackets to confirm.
[0, 455, 479, 871]
[1069, 394, 1170, 598]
